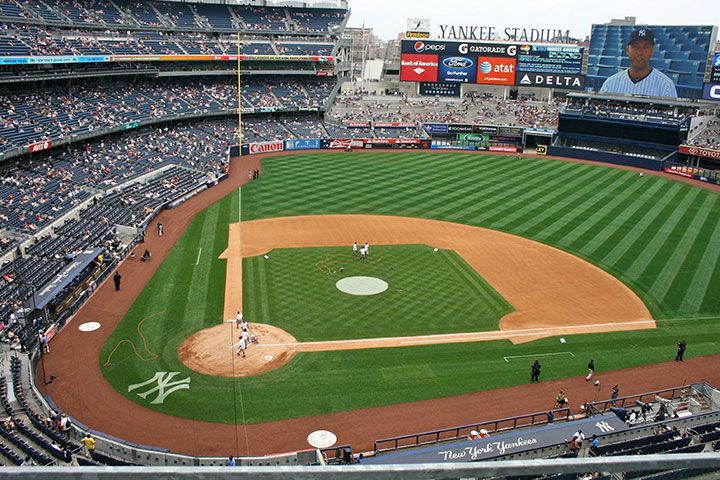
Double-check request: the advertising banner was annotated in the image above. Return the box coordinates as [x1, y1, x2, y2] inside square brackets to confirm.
[702, 83, 720, 101]
[439, 55, 478, 83]
[364, 138, 421, 145]
[489, 145, 518, 152]
[516, 72, 585, 89]
[497, 126, 524, 138]
[664, 167, 694, 178]
[401, 39, 584, 88]
[536, 145, 548, 155]
[516, 44, 583, 75]
[678, 145, 720, 160]
[29, 140, 52, 153]
[448, 124, 473, 133]
[473, 125, 499, 135]
[458, 134, 489, 143]
[400, 53, 439, 82]
[476, 56, 516, 85]
[347, 122, 370, 127]
[374, 122, 417, 128]
[248, 141, 284, 154]
[424, 123, 449, 134]
[285, 139, 321, 150]
[431, 144, 476, 150]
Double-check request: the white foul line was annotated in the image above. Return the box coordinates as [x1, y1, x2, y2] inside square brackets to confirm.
[504, 351, 575, 362]
[257, 318, 658, 351]
[194, 248, 202, 265]
[401, 331, 551, 345]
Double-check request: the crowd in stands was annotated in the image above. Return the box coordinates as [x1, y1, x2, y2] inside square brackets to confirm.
[0, 23, 337, 57]
[328, 91, 563, 129]
[0, 77, 335, 154]
[0, 118, 233, 326]
[0, 0, 345, 34]
[564, 100, 691, 124]
[684, 118, 720, 150]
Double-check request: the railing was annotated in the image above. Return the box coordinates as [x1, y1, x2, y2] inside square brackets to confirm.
[373, 407, 574, 454]
[586, 384, 702, 416]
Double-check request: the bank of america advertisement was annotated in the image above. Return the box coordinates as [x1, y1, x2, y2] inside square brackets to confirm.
[400, 40, 584, 89]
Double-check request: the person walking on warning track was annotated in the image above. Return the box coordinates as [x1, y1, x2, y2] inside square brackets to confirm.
[157, 222, 163, 236]
[611, 384, 620, 405]
[676, 340, 687, 361]
[531, 360, 541, 382]
[113, 271, 121, 291]
[352, 242, 358, 257]
[586, 359, 595, 381]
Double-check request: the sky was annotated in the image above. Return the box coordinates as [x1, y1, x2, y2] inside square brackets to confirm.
[345, 0, 720, 42]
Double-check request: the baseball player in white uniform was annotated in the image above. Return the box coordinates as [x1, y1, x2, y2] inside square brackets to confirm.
[237, 330, 250, 357]
[352, 242, 358, 256]
[364, 242, 369, 256]
[236, 311, 242, 329]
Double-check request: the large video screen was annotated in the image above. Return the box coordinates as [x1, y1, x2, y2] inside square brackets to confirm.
[711, 53, 720, 83]
[586, 24, 716, 99]
[400, 40, 585, 89]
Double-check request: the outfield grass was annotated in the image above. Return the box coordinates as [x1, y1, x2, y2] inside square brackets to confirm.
[100, 152, 720, 424]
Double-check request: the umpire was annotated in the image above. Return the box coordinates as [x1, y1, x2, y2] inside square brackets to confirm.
[530, 360, 541, 382]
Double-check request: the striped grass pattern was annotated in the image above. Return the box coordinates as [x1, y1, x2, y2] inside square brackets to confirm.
[99, 152, 720, 424]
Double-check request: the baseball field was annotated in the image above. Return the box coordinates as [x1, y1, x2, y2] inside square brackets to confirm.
[95, 151, 720, 430]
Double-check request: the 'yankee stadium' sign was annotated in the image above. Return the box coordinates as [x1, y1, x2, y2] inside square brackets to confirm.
[439, 25, 572, 43]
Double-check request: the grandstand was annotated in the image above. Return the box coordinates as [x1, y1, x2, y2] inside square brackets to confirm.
[0, 0, 719, 477]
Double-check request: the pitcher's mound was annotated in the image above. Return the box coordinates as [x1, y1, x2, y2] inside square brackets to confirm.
[178, 323, 298, 377]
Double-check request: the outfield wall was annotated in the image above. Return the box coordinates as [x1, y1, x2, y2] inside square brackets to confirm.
[239, 137, 671, 173]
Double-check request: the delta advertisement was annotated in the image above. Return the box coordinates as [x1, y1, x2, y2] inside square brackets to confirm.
[401, 40, 584, 89]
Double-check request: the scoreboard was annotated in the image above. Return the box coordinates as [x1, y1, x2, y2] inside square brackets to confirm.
[400, 39, 585, 89]
[712, 53, 720, 83]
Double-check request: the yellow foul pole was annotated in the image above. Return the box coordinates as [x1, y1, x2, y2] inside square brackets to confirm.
[237, 32, 242, 155]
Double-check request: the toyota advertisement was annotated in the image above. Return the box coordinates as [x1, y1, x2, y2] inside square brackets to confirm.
[401, 39, 584, 89]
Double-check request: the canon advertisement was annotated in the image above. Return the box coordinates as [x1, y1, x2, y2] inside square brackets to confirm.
[401, 39, 584, 89]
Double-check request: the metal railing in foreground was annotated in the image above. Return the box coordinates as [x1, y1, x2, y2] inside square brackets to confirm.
[585, 383, 705, 416]
[3, 453, 720, 479]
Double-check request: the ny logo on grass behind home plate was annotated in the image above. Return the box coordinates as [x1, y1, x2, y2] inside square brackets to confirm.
[128, 372, 191, 404]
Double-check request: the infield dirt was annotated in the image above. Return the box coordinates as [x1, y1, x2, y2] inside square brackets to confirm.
[179, 214, 654, 377]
